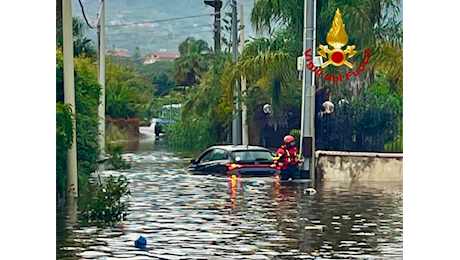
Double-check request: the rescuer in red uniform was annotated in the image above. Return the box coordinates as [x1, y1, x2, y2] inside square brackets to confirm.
[273, 135, 301, 180]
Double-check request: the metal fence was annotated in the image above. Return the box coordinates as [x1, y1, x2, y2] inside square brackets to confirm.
[315, 105, 403, 153]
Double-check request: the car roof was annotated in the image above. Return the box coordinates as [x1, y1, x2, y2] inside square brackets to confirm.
[207, 145, 271, 152]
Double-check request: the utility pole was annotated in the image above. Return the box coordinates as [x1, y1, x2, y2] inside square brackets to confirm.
[62, 0, 78, 198]
[300, 0, 316, 182]
[204, 1, 222, 52]
[97, 0, 106, 159]
[239, 4, 248, 145]
[231, 0, 241, 145]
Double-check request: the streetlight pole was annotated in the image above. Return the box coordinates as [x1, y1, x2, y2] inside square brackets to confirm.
[62, 0, 78, 198]
[300, 0, 316, 181]
[240, 4, 248, 145]
[231, 0, 241, 145]
[97, 0, 106, 159]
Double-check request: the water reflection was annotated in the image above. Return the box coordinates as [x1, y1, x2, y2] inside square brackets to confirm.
[56, 140, 402, 259]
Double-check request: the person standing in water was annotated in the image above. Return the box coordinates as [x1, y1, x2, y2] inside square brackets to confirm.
[273, 135, 302, 180]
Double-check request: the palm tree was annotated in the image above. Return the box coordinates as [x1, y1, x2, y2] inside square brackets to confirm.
[178, 37, 210, 55]
[56, 16, 96, 57]
[106, 82, 141, 119]
[221, 34, 297, 114]
[316, 0, 402, 95]
[250, 0, 303, 37]
[173, 37, 211, 86]
[247, 0, 402, 98]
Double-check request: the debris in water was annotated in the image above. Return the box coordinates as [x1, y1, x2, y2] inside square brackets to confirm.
[134, 236, 147, 248]
[303, 188, 317, 195]
[304, 225, 326, 231]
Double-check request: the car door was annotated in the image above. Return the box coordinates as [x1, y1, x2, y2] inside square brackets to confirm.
[192, 149, 214, 172]
[203, 149, 230, 173]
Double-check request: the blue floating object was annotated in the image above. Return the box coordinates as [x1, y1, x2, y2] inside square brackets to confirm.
[135, 236, 147, 248]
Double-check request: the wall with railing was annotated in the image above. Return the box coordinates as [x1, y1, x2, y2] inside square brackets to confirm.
[316, 109, 402, 153]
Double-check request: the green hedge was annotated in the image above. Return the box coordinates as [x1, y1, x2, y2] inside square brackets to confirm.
[56, 50, 101, 199]
[74, 56, 101, 184]
[56, 103, 73, 200]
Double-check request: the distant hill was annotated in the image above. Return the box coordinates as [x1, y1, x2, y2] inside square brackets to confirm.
[72, 0, 256, 57]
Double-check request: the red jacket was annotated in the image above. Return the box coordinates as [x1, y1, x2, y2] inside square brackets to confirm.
[273, 145, 300, 170]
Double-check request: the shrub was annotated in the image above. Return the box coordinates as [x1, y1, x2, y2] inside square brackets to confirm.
[106, 145, 131, 170]
[56, 49, 101, 196]
[74, 55, 101, 186]
[106, 118, 140, 141]
[80, 175, 131, 226]
[56, 103, 73, 201]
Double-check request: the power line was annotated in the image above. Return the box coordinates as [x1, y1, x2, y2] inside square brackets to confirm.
[105, 33, 112, 50]
[106, 14, 216, 28]
[107, 30, 213, 38]
[78, 0, 99, 29]
[106, 24, 213, 36]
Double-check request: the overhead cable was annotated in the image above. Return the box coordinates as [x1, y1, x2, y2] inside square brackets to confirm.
[106, 14, 216, 28]
[78, 0, 101, 29]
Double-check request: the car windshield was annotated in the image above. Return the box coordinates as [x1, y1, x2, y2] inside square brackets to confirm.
[232, 150, 273, 162]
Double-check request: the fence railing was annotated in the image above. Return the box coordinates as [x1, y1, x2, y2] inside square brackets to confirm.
[315, 106, 403, 153]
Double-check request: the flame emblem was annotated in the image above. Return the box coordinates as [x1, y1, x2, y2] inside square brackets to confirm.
[318, 9, 357, 69]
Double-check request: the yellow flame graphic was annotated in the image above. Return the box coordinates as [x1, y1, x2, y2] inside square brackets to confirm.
[326, 9, 348, 49]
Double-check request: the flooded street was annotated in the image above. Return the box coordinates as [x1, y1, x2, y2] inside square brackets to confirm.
[57, 139, 402, 260]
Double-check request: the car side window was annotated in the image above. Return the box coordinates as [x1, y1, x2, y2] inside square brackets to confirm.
[209, 149, 228, 161]
[198, 150, 214, 163]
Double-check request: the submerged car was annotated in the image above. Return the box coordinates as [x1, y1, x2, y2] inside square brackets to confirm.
[187, 145, 281, 176]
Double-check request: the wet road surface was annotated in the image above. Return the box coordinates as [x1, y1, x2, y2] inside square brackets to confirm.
[57, 140, 402, 260]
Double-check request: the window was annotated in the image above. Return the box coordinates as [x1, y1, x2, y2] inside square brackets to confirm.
[232, 150, 273, 162]
[198, 150, 214, 163]
[210, 149, 228, 161]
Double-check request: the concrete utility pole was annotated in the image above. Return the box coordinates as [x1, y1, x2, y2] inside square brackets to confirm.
[204, 1, 222, 52]
[97, 0, 106, 159]
[231, 0, 241, 145]
[300, 0, 316, 181]
[239, 4, 248, 145]
[62, 0, 78, 197]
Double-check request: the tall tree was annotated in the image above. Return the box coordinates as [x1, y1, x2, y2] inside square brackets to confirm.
[133, 46, 142, 66]
[248, 0, 403, 97]
[221, 33, 297, 113]
[173, 37, 211, 86]
[56, 15, 95, 57]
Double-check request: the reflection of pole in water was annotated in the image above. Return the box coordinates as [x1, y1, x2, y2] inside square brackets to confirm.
[230, 175, 237, 208]
[66, 196, 77, 226]
[65, 196, 78, 248]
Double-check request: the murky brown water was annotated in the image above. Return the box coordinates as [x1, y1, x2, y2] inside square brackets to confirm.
[57, 140, 402, 260]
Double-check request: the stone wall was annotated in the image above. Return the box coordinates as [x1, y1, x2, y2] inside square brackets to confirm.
[106, 118, 140, 141]
[316, 151, 403, 182]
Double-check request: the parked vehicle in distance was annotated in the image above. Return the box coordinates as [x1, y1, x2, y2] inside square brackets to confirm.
[154, 118, 171, 136]
[155, 104, 181, 136]
[186, 145, 281, 177]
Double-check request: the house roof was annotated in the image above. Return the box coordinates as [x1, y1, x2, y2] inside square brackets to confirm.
[106, 49, 131, 57]
[154, 52, 180, 58]
[142, 51, 180, 60]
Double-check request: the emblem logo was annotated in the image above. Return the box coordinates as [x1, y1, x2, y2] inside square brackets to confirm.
[318, 8, 357, 69]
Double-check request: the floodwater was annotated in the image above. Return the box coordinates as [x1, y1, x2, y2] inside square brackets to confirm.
[56, 139, 403, 260]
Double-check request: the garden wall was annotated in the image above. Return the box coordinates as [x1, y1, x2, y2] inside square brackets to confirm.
[106, 118, 140, 140]
[316, 150, 403, 182]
